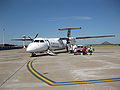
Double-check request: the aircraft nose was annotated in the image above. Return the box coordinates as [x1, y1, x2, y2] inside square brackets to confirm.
[26, 47, 32, 52]
[26, 43, 36, 52]
[26, 42, 48, 53]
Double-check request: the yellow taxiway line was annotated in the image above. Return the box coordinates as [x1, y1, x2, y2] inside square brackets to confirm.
[27, 60, 120, 86]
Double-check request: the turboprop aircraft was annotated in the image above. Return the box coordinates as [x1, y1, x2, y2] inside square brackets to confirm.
[12, 27, 115, 57]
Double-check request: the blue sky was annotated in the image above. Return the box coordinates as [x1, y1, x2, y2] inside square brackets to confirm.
[0, 0, 120, 45]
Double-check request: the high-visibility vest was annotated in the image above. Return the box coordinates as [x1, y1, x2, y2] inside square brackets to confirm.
[90, 48, 93, 51]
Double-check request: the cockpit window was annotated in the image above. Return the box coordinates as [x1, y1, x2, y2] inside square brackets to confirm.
[34, 40, 39, 42]
[34, 40, 44, 43]
[40, 40, 44, 43]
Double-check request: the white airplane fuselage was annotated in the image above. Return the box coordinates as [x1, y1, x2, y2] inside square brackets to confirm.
[26, 38, 66, 53]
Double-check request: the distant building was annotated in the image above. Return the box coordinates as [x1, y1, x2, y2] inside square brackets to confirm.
[0, 44, 22, 50]
[0, 44, 15, 47]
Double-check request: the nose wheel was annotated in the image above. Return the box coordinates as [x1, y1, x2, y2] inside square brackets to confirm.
[31, 53, 36, 57]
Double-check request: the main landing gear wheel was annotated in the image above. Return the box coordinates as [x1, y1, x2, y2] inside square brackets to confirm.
[31, 53, 36, 57]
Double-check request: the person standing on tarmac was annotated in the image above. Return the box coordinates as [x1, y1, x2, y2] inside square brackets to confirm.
[89, 48, 93, 55]
[88, 45, 94, 55]
[82, 46, 87, 55]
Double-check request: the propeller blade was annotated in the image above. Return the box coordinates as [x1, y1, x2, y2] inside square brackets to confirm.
[34, 33, 39, 39]
[28, 36, 34, 41]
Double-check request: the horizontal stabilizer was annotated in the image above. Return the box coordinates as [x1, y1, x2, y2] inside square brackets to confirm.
[58, 27, 82, 31]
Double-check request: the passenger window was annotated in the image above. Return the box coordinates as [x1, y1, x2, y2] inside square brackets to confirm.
[40, 40, 44, 43]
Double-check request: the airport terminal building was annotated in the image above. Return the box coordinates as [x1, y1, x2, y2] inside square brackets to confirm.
[0, 44, 22, 50]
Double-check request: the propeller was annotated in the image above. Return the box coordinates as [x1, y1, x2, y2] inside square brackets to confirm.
[28, 33, 39, 42]
[28, 36, 33, 42]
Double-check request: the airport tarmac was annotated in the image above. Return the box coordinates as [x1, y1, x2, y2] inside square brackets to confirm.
[0, 46, 120, 90]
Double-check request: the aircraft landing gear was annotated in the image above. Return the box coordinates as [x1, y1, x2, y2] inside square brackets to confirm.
[46, 49, 56, 56]
[31, 53, 36, 57]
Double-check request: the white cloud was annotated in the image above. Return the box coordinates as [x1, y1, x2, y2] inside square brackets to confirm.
[75, 16, 93, 20]
[48, 16, 93, 21]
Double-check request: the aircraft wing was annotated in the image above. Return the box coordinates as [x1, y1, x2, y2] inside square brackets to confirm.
[59, 35, 115, 40]
[11, 38, 33, 41]
[59, 38, 68, 40]
[75, 35, 115, 39]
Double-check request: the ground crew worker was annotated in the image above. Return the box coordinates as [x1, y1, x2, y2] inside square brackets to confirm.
[82, 47, 87, 55]
[89, 48, 93, 55]
[88, 45, 94, 55]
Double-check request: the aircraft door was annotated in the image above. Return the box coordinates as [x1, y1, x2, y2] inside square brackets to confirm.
[46, 40, 51, 50]
[58, 40, 65, 48]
